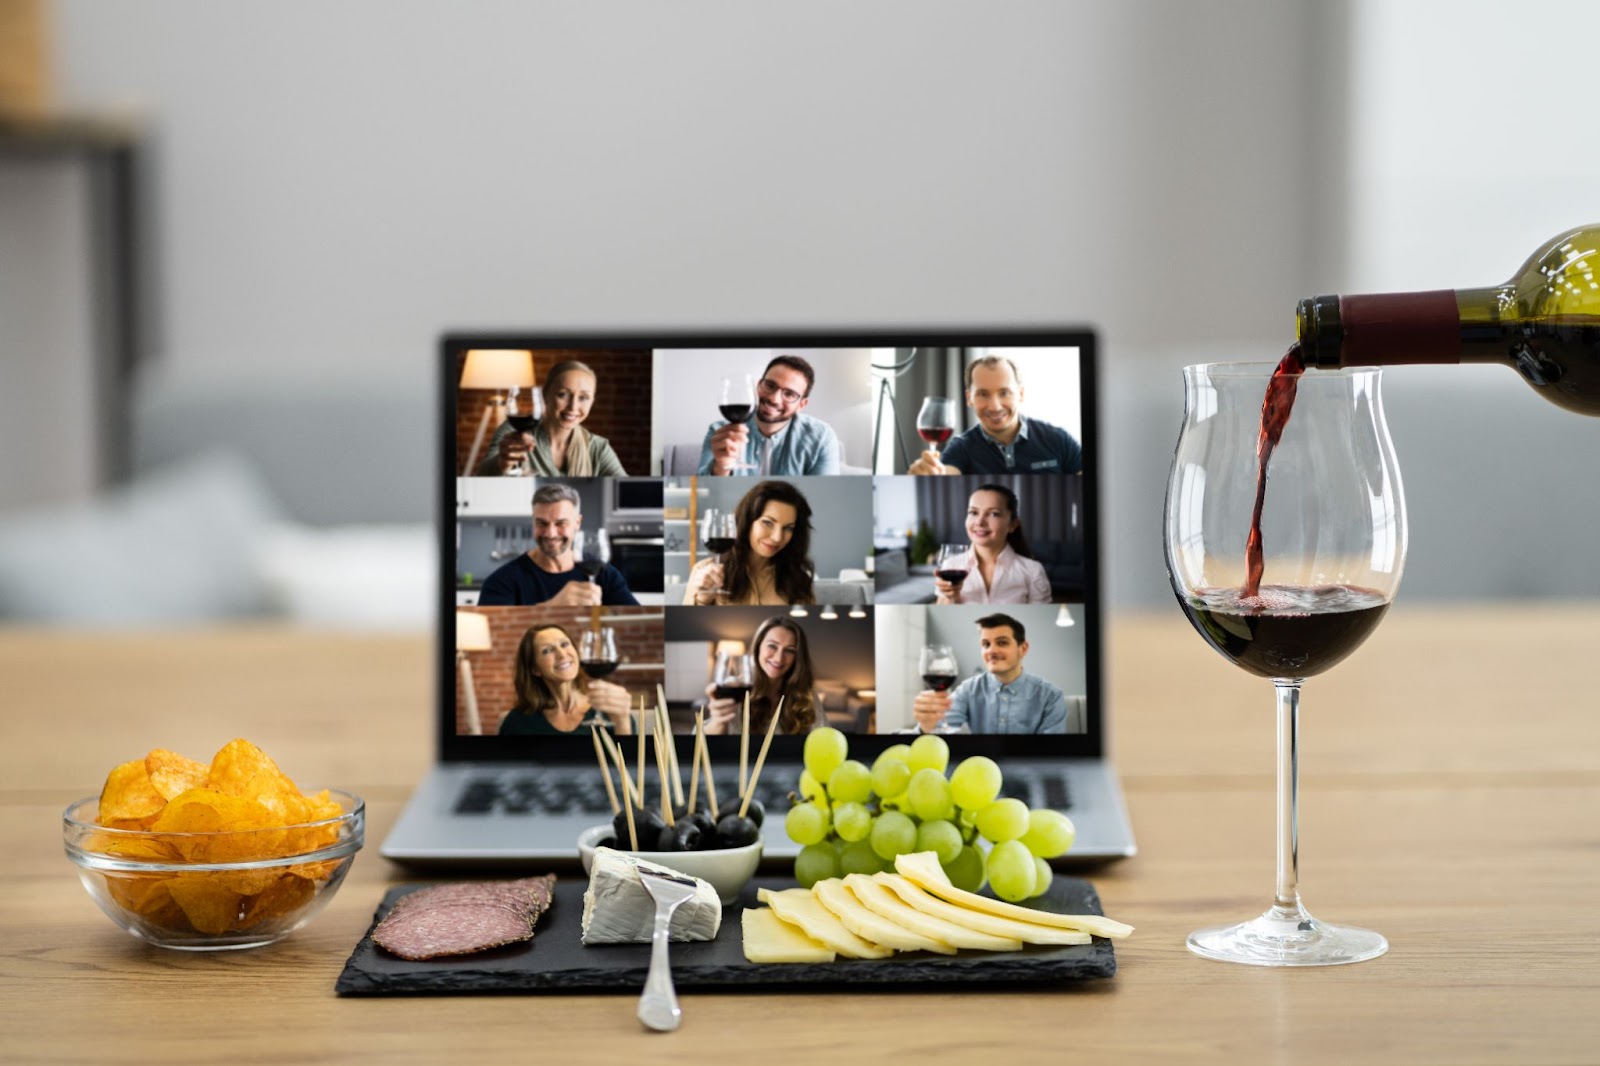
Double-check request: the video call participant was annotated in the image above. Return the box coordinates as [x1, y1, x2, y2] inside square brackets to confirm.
[478, 360, 628, 477]
[911, 613, 1074, 734]
[478, 483, 638, 607]
[702, 616, 822, 735]
[908, 356, 1083, 476]
[497, 624, 634, 735]
[699, 355, 842, 476]
[933, 484, 1052, 605]
[684, 480, 816, 606]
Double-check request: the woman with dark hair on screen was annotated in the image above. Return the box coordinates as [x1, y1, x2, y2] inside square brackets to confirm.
[478, 359, 628, 476]
[933, 483, 1052, 604]
[702, 615, 822, 735]
[496, 624, 634, 735]
[684, 480, 816, 606]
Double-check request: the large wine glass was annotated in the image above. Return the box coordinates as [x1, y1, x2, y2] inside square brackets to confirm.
[916, 396, 957, 450]
[933, 543, 971, 601]
[1164, 361, 1407, 966]
[572, 529, 611, 583]
[580, 628, 619, 680]
[700, 509, 737, 597]
[917, 643, 965, 735]
[720, 375, 758, 471]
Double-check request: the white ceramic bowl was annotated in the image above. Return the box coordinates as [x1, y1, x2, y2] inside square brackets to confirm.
[577, 824, 762, 905]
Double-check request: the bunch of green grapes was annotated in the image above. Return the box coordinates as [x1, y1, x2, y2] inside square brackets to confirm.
[784, 727, 1076, 903]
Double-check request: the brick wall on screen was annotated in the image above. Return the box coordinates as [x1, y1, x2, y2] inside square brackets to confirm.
[454, 350, 653, 476]
[456, 606, 665, 735]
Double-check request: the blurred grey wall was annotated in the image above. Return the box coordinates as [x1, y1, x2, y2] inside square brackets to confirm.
[8, 0, 1597, 608]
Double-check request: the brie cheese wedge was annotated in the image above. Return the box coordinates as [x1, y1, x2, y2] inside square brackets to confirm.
[580, 847, 722, 945]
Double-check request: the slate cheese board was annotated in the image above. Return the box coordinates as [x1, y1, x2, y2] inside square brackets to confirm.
[335, 875, 1117, 996]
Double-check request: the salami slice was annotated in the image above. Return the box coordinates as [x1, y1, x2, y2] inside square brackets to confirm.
[374, 875, 558, 960]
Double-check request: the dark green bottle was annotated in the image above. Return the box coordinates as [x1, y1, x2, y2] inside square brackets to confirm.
[1295, 225, 1600, 415]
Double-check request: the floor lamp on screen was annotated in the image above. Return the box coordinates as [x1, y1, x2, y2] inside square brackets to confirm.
[457, 610, 493, 735]
[459, 349, 536, 476]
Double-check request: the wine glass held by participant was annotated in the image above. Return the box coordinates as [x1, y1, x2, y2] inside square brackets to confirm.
[496, 625, 634, 736]
[907, 356, 1083, 476]
[911, 614, 1073, 735]
[703, 616, 822, 735]
[699, 355, 843, 477]
[932, 484, 1053, 605]
[683, 480, 816, 606]
[478, 360, 628, 477]
[477, 483, 639, 607]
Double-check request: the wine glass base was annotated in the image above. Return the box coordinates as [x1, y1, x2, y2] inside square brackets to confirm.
[1187, 905, 1387, 967]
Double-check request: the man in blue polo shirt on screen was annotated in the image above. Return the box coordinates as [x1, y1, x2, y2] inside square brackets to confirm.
[910, 613, 1075, 734]
[907, 355, 1082, 476]
[477, 483, 638, 607]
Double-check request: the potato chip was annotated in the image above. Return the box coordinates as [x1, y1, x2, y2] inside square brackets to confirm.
[144, 748, 209, 801]
[242, 874, 316, 926]
[207, 738, 301, 815]
[165, 875, 246, 936]
[98, 760, 166, 824]
[149, 788, 285, 863]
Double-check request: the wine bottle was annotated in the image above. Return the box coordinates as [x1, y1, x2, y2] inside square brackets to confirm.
[1294, 224, 1600, 415]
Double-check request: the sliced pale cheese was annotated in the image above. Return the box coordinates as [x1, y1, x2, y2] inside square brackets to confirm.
[581, 847, 722, 945]
[741, 907, 836, 964]
[842, 873, 1022, 952]
[874, 873, 1090, 946]
[894, 851, 1134, 940]
[757, 887, 893, 959]
[813, 878, 956, 955]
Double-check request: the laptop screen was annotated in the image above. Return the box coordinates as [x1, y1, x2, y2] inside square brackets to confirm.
[440, 329, 1102, 766]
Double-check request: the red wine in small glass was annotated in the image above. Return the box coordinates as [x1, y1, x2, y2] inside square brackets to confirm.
[918, 426, 953, 446]
[581, 660, 620, 680]
[933, 543, 970, 594]
[719, 404, 752, 424]
[921, 672, 958, 692]
[704, 537, 736, 554]
[713, 684, 751, 702]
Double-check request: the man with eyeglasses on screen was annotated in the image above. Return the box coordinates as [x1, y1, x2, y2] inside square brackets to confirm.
[699, 355, 842, 476]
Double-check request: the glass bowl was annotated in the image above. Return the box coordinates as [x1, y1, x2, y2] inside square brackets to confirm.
[63, 789, 364, 950]
[577, 824, 761, 905]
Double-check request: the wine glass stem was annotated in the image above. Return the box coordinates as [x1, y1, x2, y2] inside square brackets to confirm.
[1274, 680, 1303, 913]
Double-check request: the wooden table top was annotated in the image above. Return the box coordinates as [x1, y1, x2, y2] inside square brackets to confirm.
[5, 602, 1599, 1065]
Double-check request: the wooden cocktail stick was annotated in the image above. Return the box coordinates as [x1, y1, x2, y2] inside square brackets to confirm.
[740, 695, 784, 819]
[635, 701, 646, 802]
[657, 684, 685, 808]
[739, 691, 750, 798]
[651, 705, 674, 828]
[589, 724, 620, 816]
[598, 727, 638, 850]
[699, 728, 720, 822]
[687, 706, 704, 816]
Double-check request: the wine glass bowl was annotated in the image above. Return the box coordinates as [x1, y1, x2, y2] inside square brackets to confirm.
[933, 544, 971, 599]
[580, 628, 619, 680]
[720, 376, 758, 470]
[916, 397, 957, 448]
[713, 651, 755, 706]
[1164, 361, 1407, 966]
[701, 509, 737, 596]
[574, 529, 611, 582]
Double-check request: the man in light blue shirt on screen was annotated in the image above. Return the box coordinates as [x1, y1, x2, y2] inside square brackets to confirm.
[912, 613, 1077, 734]
[698, 355, 842, 476]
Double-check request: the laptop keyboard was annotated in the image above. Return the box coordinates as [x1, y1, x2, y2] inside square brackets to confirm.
[454, 767, 1071, 816]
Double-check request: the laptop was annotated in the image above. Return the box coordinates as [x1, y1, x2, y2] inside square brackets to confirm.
[381, 328, 1136, 865]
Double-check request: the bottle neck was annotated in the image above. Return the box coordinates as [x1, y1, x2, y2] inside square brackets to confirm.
[1296, 286, 1508, 368]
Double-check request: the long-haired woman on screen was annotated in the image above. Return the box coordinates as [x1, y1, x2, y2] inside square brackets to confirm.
[496, 624, 634, 735]
[702, 615, 822, 735]
[684, 480, 816, 606]
[479, 360, 627, 476]
[933, 483, 1052, 604]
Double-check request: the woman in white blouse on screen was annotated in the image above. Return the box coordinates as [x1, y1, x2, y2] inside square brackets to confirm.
[933, 483, 1052, 605]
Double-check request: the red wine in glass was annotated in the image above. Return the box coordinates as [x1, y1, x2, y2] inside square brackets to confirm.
[704, 536, 736, 555]
[581, 660, 620, 680]
[916, 397, 957, 455]
[713, 684, 752, 703]
[1179, 584, 1389, 680]
[921, 672, 959, 692]
[719, 404, 752, 424]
